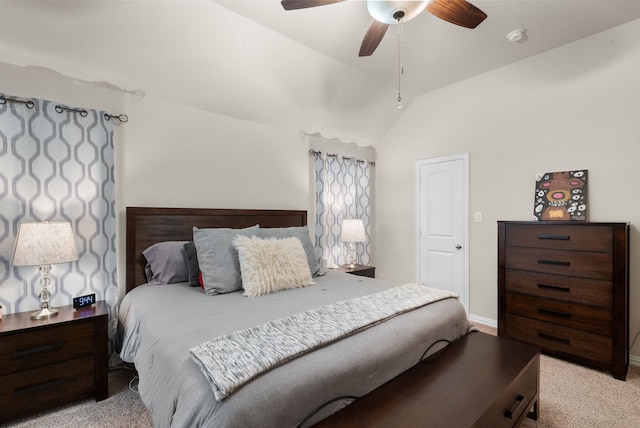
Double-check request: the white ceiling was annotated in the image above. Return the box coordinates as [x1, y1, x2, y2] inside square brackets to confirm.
[219, 0, 640, 99]
[1, 1, 640, 143]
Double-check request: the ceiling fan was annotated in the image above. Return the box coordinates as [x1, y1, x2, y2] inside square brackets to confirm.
[281, 0, 487, 56]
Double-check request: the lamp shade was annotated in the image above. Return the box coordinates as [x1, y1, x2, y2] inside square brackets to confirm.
[340, 219, 366, 243]
[11, 222, 79, 266]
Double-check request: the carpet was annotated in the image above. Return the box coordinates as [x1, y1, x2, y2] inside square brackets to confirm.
[521, 353, 640, 427]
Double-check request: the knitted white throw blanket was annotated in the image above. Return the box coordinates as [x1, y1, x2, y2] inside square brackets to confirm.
[190, 282, 458, 400]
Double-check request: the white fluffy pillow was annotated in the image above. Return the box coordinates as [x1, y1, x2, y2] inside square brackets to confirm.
[233, 235, 314, 297]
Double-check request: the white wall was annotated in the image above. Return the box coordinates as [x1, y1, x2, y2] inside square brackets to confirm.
[116, 97, 310, 298]
[0, 63, 310, 304]
[375, 19, 640, 358]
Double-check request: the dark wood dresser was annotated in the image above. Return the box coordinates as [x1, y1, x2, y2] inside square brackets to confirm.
[0, 301, 108, 422]
[498, 221, 629, 380]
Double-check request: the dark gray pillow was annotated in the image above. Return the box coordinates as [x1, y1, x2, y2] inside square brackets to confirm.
[183, 242, 201, 287]
[142, 241, 189, 285]
[258, 226, 321, 277]
[193, 225, 260, 295]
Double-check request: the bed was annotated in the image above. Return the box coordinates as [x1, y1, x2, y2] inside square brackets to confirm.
[118, 207, 474, 427]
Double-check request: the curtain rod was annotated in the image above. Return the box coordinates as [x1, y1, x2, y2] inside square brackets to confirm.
[0, 94, 128, 123]
[309, 149, 375, 166]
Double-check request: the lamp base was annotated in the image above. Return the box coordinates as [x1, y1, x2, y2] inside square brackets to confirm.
[30, 307, 59, 320]
[347, 242, 358, 270]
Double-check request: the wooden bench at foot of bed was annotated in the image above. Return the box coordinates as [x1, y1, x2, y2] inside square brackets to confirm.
[316, 332, 540, 428]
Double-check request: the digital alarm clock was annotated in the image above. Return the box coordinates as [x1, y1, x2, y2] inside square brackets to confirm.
[73, 293, 96, 309]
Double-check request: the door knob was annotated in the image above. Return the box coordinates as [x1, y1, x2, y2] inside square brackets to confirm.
[455, 244, 462, 250]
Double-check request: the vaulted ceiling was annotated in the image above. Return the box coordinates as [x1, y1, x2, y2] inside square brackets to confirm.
[1, 1, 640, 144]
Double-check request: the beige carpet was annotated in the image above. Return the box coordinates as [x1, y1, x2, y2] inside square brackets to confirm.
[521, 353, 640, 427]
[3, 330, 639, 427]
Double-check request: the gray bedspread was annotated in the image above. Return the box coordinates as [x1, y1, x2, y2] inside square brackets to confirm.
[118, 271, 471, 428]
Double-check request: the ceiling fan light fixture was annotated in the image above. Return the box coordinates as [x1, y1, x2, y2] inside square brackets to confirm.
[367, 0, 429, 24]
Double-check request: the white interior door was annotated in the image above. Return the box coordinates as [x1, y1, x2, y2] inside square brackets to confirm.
[416, 154, 468, 312]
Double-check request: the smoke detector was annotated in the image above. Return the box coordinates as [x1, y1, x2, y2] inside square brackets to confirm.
[507, 29, 527, 43]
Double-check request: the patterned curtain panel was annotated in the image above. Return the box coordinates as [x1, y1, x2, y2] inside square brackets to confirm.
[313, 151, 373, 267]
[0, 97, 117, 356]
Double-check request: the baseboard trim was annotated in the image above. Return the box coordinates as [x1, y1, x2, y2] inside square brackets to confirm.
[468, 314, 497, 329]
[468, 314, 639, 368]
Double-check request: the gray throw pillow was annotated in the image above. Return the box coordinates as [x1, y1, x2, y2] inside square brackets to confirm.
[183, 242, 201, 287]
[142, 241, 189, 285]
[193, 225, 260, 295]
[258, 226, 321, 277]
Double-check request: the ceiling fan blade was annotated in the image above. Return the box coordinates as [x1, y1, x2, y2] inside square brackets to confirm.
[281, 0, 345, 11]
[359, 20, 389, 57]
[426, 0, 487, 29]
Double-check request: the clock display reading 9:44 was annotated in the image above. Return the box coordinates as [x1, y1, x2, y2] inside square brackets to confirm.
[73, 293, 96, 309]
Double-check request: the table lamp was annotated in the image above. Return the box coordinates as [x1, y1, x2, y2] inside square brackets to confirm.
[11, 222, 79, 319]
[340, 219, 366, 269]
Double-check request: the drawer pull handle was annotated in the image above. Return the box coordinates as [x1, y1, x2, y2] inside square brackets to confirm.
[14, 341, 64, 358]
[538, 332, 570, 345]
[14, 378, 64, 397]
[537, 234, 570, 240]
[537, 259, 570, 267]
[505, 394, 525, 419]
[537, 307, 571, 319]
[537, 283, 570, 293]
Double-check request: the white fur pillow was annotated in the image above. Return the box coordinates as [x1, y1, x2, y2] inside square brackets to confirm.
[233, 235, 315, 297]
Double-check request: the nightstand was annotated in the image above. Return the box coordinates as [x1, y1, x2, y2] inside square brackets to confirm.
[0, 301, 108, 423]
[338, 264, 376, 278]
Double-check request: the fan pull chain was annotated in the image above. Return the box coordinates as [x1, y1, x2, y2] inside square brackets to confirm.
[397, 19, 404, 109]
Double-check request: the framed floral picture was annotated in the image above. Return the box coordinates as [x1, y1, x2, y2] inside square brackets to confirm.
[533, 170, 588, 221]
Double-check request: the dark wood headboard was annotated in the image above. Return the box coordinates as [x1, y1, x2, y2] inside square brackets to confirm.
[125, 207, 307, 293]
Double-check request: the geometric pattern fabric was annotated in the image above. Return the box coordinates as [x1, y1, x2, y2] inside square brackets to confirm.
[0, 97, 117, 356]
[312, 151, 372, 268]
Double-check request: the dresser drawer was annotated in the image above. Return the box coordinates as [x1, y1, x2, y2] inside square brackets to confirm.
[498, 221, 629, 380]
[0, 355, 95, 416]
[505, 247, 612, 280]
[0, 321, 95, 376]
[479, 355, 538, 428]
[505, 315, 612, 367]
[506, 293, 612, 336]
[505, 224, 612, 252]
[504, 270, 612, 308]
